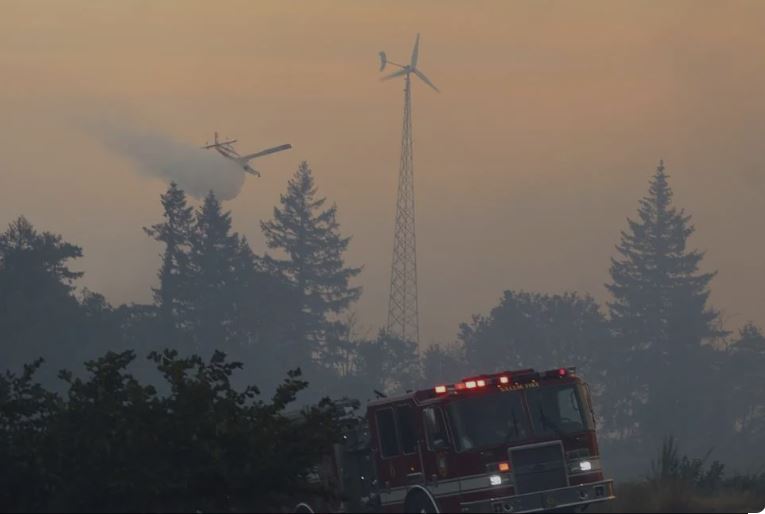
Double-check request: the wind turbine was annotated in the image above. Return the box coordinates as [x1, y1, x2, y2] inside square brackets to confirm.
[379, 34, 439, 345]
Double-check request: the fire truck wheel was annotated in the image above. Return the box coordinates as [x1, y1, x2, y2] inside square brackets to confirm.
[293, 502, 315, 513]
[404, 489, 438, 514]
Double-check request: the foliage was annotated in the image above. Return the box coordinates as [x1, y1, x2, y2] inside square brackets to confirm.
[261, 161, 362, 366]
[604, 162, 725, 445]
[143, 182, 195, 341]
[3, 159, 765, 496]
[0, 351, 338, 513]
[599, 439, 765, 513]
[650, 436, 725, 490]
[721, 323, 765, 460]
[0, 216, 89, 384]
[354, 330, 421, 395]
[459, 290, 610, 378]
[421, 342, 466, 387]
[607, 163, 721, 350]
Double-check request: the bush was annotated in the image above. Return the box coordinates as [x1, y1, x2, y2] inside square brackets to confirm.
[596, 437, 765, 513]
[0, 350, 339, 512]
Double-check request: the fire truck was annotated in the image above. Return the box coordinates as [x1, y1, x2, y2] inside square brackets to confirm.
[294, 367, 615, 513]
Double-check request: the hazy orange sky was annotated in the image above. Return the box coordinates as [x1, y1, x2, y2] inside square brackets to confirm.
[1, 1, 764, 344]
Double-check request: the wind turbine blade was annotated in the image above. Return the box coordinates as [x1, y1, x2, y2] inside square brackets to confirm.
[411, 33, 420, 67]
[413, 68, 439, 92]
[379, 51, 387, 71]
[380, 68, 407, 81]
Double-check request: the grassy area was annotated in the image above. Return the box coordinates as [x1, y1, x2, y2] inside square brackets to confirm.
[593, 437, 765, 513]
[594, 480, 765, 513]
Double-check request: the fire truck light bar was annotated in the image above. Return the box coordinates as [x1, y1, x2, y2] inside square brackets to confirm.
[428, 368, 576, 398]
[463, 378, 487, 390]
[540, 367, 577, 379]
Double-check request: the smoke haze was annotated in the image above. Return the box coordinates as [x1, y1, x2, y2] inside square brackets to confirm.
[88, 120, 246, 201]
[1, 1, 765, 343]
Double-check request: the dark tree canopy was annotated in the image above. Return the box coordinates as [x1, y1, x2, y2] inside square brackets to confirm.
[188, 191, 244, 351]
[607, 161, 721, 352]
[261, 161, 362, 364]
[421, 342, 466, 388]
[354, 330, 421, 395]
[605, 161, 724, 446]
[0, 216, 82, 291]
[459, 290, 610, 378]
[0, 351, 339, 512]
[3, 158, 765, 493]
[0, 217, 86, 378]
[143, 182, 195, 338]
[724, 323, 765, 456]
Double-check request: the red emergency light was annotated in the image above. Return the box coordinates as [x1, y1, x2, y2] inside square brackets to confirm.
[427, 367, 575, 399]
[543, 367, 576, 379]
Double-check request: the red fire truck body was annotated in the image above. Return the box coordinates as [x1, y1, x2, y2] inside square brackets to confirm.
[295, 367, 614, 513]
[362, 367, 614, 513]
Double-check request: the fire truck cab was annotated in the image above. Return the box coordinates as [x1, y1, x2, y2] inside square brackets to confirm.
[362, 367, 615, 513]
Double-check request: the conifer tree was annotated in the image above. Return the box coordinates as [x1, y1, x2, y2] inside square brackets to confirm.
[144, 183, 194, 338]
[228, 235, 302, 376]
[0, 217, 84, 376]
[605, 161, 723, 441]
[260, 162, 361, 365]
[188, 191, 243, 351]
[608, 162, 719, 351]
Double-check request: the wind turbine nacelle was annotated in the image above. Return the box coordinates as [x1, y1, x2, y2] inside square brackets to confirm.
[379, 51, 387, 71]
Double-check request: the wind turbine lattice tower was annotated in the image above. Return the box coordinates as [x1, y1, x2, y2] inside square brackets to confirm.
[378, 34, 439, 344]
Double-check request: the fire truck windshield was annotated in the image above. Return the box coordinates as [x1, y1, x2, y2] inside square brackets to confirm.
[526, 384, 592, 437]
[447, 390, 530, 451]
[447, 384, 592, 451]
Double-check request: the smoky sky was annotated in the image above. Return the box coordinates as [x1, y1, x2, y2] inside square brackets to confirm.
[85, 119, 246, 201]
[1, 1, 764, 344]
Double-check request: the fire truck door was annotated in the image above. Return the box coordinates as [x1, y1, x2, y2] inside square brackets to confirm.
[395, 404, 425, 484]
[372, 405, 424, 489]
[421, 406, 457, 488]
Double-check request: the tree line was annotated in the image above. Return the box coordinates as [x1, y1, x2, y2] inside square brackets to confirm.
[1, 159, 764, 494]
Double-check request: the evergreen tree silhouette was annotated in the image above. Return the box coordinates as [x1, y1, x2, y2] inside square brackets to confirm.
[143, 183, 195, 341]
[605, 160, 723, 442]
[260, 161, 361, 367]
[189, 191, 243, 352]
[0, 216, 84, 378]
